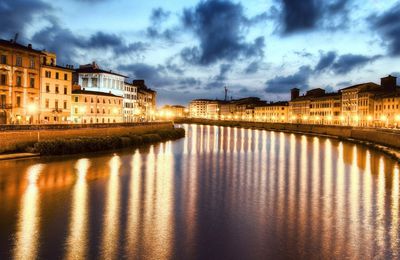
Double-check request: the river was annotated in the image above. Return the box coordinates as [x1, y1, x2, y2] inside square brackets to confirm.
[0, 124, 399, 259]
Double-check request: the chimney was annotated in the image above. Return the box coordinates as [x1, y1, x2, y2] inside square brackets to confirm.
[291, 88, 300, 101]
[381, 75, 397, 91]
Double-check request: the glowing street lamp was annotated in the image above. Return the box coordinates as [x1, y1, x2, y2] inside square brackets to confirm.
[27, 103, 38, 114]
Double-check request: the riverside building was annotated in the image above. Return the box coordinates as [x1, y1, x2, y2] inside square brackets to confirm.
[254, 101, 289, 122]
[39, 52, 74, 124]
[123, 81, 138, 122]
[0, 39, 42, 124]
[71, 86, 123, 124]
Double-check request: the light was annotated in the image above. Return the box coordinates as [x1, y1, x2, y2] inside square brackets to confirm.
[166, 111, 173, 118]
[396, 115, 400, 121]
[113, 108, 118, 114]
[272, 116, 276, 120]
[340, 115, 345, 122]
[380, 115, 387, 121]
[79, 106, 86, 114]
[234, 115, 238, 120]
[367, 115, 373, 121]
[221, 115, 225, 120]
[281, 116, 285, 120]
[184, 108, 189, 113]
[353, 115, 359, 122]
[302, 115, 308, 121]
[327, 115, 333, 121]
[27, 103, 38, 114]
[315, 116, 320, 121]
[291, 115, 297, 121]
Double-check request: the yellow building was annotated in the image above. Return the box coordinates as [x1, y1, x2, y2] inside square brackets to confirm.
[39, 52, 74, 123]
[0, 39, 42, 124]
[71, 88, 123, 124]
[158, 105, 187, 119]
[189, 99, 210, 118]
[309, 93, 342, 125]
[254, 102, 288, 122]
[135, 80, 156, 122]
[373, 92, 400, 128]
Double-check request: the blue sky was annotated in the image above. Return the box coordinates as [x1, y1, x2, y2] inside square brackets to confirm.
[1, 0, 400, 105]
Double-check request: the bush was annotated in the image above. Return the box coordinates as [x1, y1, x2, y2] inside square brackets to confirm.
[31, 127, 185, 155]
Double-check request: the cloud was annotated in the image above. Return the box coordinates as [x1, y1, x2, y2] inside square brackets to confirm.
[265, 66, 312, 93]
[370, 2, 400, 55]
[244, 61, 260, 74]
[146, 7, 178, 41]
[31, 20, 146, 64]
[0, 0, 52, 39]
[314, 51, 381, 75]
[150, 7, 171, 23]
[181, 0, 265, 65]
[279, 0, 351, 34]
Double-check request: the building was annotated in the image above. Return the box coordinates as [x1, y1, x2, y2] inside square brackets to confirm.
[206, 100, 222, 119]
[189, 99, 211, 118]
[134, 80, 156, 121]
[158, 105, 188, 119]
[373, 76, 400, 127]
[232, 97, 265, 120]
[74, 62, 127, 97]
[254, 102, 289, 122]
[0, 39, 42, 124]
[123, 81, 138, 122]
[309, 93, 342, 125]
[39, 52, 74, 124]
[71, 87, 123, 124]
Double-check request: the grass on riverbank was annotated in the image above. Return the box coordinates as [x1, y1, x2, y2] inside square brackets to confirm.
[29, 128, 185, 156]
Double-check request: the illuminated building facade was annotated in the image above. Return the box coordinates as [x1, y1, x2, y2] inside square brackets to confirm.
[254, 102, 289, 122]
[135, 80, 156, 121]
[71, 87, 123, 124]
[123, 81, 138, 122]
[39, 52, 74, 124]
[0, 39, 42, 124]
[189, 99, 210, 118]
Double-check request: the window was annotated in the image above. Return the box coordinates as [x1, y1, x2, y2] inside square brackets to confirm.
[16, 76, 22, 86]
[92, 78, 98, 87]
[16, 96, 21, 107]
[55, 72, 59, 79]
[0, 55, 6, 64]
[45, 99, 49, 108]
[46, 84, 50, 93]
[74, 97, 78, 102]
[0, 74, 6, 85]
[16, 56, 22, 66]
[82, 78, 88, 88]
[30, 78, 35, 88]
[64, 87, 67, 95]
[45, 71, 51, 78]
[29, 58, 35, 68]
[55, 85, 59, 94]
[91, 98, 93, 103]
[74, 107, 78, 114]
[64, 74, 68, 80]
[55, 100, 58, 109]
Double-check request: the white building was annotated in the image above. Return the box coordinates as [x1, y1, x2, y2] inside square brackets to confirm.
[124, 81, 138, 122]
[74, 62, 127, 97]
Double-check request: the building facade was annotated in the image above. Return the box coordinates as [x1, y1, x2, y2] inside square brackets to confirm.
[0, 39, 42, 124]
[39, 52, 74, 124]
[254, 102, 289, 122]
[135, 80, 156, 121]
[189, 99, 211, 118]
[71, 88, 123, 124]
[123, 81, 138, 122]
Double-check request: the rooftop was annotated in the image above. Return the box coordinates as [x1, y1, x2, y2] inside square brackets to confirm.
[76, 63, 127, 78]
[72, 89, 123, 98]
[0, 39, 43, 55]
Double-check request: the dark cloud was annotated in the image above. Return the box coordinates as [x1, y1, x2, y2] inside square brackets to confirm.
[146, 7, 178, 41]
[216, 64, 232, 81]
[178, 77, 202, 87]
[244, 61, 260, 74]
[0, 0, 52, 39]
[181, 0, 265, 65]
[314, 51, 337, 72]
[280, 0, 351, 34]
[150, 7, 171, 23]
[265, 66, 312, 93]
[313, 51, 381, 75]
[32, 20, 146, 64]
[371, 3, 400, 55]
[336, 81, 352, 87]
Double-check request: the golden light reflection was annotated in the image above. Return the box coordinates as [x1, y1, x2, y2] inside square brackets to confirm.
[191, 124, 198, 154]
[391, 165, 399, 255]
[376, 157, 386, 253]
[13, 164, 44, 260]
[100, 155, 122, 260]
[125, 150, 142, 256]
[65, 158, 90, 260]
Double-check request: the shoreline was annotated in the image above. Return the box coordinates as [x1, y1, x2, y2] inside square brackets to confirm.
[176, 119, 400, 163]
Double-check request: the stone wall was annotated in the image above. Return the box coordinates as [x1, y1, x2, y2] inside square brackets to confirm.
[0, 122, 173, 153]
[176, 118, 400, 150]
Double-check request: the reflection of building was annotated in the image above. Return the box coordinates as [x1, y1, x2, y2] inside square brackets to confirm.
[123, 81, 138, 122]
[71, 86, 123, 124]
[0, 39, 42, 124]
[254, 102, 288, 122]
[39, 52, 74, 124]
[135, 80, 156, 121]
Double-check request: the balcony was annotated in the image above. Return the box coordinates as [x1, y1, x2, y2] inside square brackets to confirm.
[52, 108, 63, 113]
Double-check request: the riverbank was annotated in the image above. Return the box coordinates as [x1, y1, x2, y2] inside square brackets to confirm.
[0, 122, 174, 154]
[176, 118, 400, 162]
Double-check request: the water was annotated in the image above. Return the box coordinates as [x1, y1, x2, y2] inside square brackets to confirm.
[0, 124, 400, 259]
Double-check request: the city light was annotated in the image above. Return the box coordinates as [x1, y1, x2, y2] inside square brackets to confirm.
[340, 115, 345, 122]
[27, 103, 38, 114]
[367, 115, 373, 121]
[380, 115, 388, 122]
[327, 115, 333, 121]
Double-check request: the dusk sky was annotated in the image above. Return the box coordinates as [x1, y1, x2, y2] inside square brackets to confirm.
[1, 0, 400, 105]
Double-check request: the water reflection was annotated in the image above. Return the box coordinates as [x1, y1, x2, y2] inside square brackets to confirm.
[12, 164, 44, 260]
[65, 159, 90, 260]
[1, 124, 400, 259]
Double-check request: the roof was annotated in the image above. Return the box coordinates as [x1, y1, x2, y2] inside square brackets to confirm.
[374, 87, 400, 99]
[75, 66, 127, 78]
[41, 64, 75, 72]
[72, 89, 123, 98]
[340, 82, 380, 91]
[0, 39, 43, 55]
[255, 101, 289, 108]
